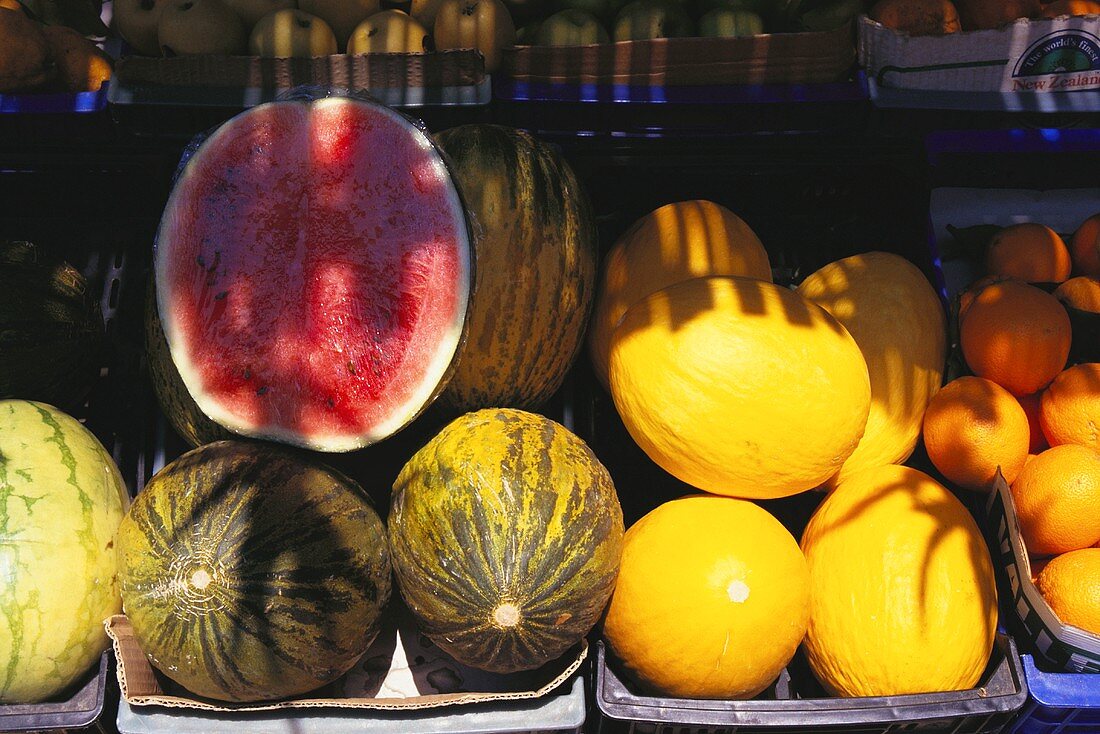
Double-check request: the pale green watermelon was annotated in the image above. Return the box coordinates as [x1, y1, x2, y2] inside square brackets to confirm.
[0, 400, 129, 702]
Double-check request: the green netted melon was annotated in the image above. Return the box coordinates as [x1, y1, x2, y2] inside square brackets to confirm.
[433, 125, 597, 412]
[117, 440, 391, 702]
[389, 408, 623, 673]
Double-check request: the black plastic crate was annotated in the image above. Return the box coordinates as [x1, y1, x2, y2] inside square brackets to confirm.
[594, 637, 1026, 734]
[0, 654, 111, 734]
[492, 76, 872, 142]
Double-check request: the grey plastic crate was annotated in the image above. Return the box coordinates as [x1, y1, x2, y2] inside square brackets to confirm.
[116, 672, 585, 734]
[594, 636, 1027, 734]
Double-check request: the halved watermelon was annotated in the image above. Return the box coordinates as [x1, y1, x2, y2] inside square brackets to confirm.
[155, 97, 472, 452]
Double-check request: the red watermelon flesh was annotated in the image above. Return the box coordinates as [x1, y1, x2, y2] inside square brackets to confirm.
[156, 98, 471, 452]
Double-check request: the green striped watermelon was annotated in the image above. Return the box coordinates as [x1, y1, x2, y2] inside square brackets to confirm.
[117, 440, 391, 702]
[389, 408, 623, 673]
[0, 242, 102, 410]
[0, 400, 128, 703]
[433, 125, 597, 411]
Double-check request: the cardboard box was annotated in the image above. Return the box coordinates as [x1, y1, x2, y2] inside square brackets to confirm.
[500, 24, 856, 86]
[986, 474, 1100, 673]
[109, 51, 489, 108]
[105, 605, 585, 713]
[859, 14, 1100, 93]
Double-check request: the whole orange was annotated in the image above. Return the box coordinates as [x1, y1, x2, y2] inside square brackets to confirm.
[959, 274, 1013, 321]
[1054, 276, 1100, 313]
[1036, 548, 1100, 636]
[603, 494, 810, 699]
[1040, 363, 1100, 451]
[985, 223, 1072, 283]
[1072, 213, 1100, 277]
[922, 376, 1030, 490]
[960, 280, 1071, 396]
[1012, 444, 1100, 555]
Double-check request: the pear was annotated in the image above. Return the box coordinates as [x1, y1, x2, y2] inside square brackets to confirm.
[114, 0, 165, 55]
[224, 0, 295, 27]
[297, 0, 380, 49]
[157, 0, 248, 55]
[250, 8, 337, 56]
[347, 10, 428, 53]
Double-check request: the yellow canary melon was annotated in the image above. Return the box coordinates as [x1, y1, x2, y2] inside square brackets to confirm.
[603, 494, 810, 699]
[609, 276, 870, 499]
[801, 465, 998, 697]
[589, 200, 772, 391]
[797, 252, 947, 488]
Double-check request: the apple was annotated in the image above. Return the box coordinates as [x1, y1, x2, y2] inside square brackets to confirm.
[612, 0, 692, 40]
[698, 7, 763, 36]
[157, 0, 248, 55]
[249, 8, 338, 56]
[347, 9, 428, 53]
[433, 0, 515, 72]
[535, 9, 609, 44]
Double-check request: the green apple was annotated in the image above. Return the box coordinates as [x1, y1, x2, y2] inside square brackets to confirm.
[698, 7, 763, 35]
[249, 8, 338, 56]
[347, 9, 428, 53]
[612, 0, 692, 40]
[535, 9, 608, 44]
[157, 0, 248, 55]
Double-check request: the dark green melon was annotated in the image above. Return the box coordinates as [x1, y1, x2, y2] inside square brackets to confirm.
[389, 408, 624, 673]
[116, 440, 391, 702]
[0, 241, 102, 409]
[144, 279, 233, 447]
[433, 125, 597, 412]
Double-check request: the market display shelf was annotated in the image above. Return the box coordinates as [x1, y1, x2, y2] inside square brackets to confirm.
[1005, 656, 1100, 734]
[492, 74, 871, 141]
[106, 76, 493, 140]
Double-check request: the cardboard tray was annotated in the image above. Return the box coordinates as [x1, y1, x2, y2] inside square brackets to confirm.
[986, 476, 1100, 673]
[106, 606, 586, 713]
[115, 672, 586, 733]
[500, 24, 855, 86]
[860, 14, 1100, 95]
[0, 653, 110, 733]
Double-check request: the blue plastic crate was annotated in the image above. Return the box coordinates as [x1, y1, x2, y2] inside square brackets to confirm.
[1007, 656, 1100, 734]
